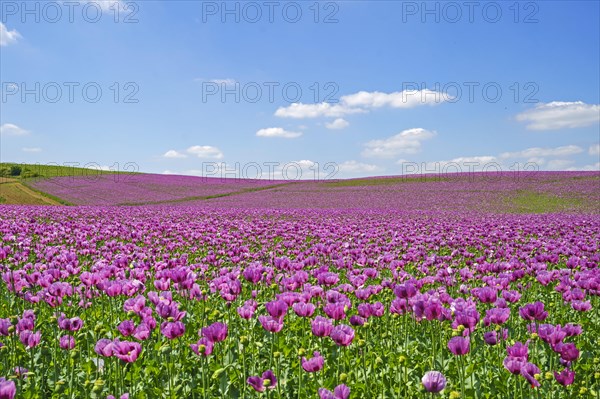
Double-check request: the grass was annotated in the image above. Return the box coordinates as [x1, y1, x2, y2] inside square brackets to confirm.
[504, 190, 586, 213]
[0, 162, 138, 180]
[0, 178, 64, 205]
[323, 176, 447, 187]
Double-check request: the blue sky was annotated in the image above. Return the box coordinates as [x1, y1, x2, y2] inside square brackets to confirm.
[1, 0, 599, 179]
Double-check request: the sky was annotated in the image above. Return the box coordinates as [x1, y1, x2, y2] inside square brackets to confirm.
[1, 0, 599, 180]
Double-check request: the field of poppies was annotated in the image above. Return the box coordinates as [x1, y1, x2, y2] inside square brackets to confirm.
[0, 172, 599, 398]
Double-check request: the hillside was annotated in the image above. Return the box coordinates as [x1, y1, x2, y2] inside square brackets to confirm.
[1, 163, 597, 213]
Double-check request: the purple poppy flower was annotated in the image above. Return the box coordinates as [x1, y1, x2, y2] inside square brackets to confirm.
[247, 370, 277, 392]
[562, 323, 582, 337]
[538, 324, 566, 347]
[394, 282, 417, 299]
[95, 339, 116, 357]
[123, 295, 146, 314]
[160, 321, 185, 340]
[507, 341, 529, 361]
[292, 302, 316, 318]
[447, 336, 470, 356]
[113, 341, 142, 363]
[324, 303, 347, 320]
[520, 362, 541, 388]
[475, 287, 497, 303]
[357, 303, 372, 319]
[519, 302, 548, 321]
[16, 317, 34, 333]
[242, 266, 263, 284]
[483, 331, 499, 346]
[554, 342, 579, 362]
[0, 319, 12, 336]
[330, 324, 354, 347]
[258, 315, 284, 333]
[201, 322, 228, 343]
[554, 369, 575, 386]
[265, 300, 288, 319]
[156, 301, 186, 321]
[237, 305, 256, 320]
[503, 357, 525, 374]
[118, 320, 136, 337]
[349, 315, 365, 326]
[19, 330, 41, 349]
[371, 302, 385, 317]
[424, 301, 444, 321]
[318, 384, 350, 399]
[133, 323, 151, 341]
[0, 378, 16, 399]
[571, 300, 591, 312]
[190, 337, 214, 357]
[483, 307, 510, 326]
[59, 335, 76, 350]
[58, 314, 83, 332]
[390, 298, 408, 315]
[453, 309, 480, 332]
[312, 316, 334, 338]
[421, 371, 446, 393]
[301, 351, 324, 372]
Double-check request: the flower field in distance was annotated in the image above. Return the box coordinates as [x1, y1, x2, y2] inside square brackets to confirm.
[0, 171, 599, 398]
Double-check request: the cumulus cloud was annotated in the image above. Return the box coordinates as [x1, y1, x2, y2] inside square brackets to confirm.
[85, 0, 124, 11]
[546, 159, 575, 170]
[361, 128, 436, 158]
[325, 118, 349, 130]
[568, 162, 600, 171]
[338, 160, 380, 174]
[0, 22, 21, 46]
[516, 101, 600, 130]
[186, 145, 224, 159]
[275, 102, 366, 119]
[0, 123, 29, 136]
[499, 145, 583, 159]
[589, 143, 600, 156]
[256, 127, 302, 139]
[275, 89, 449, 119]
[163, 150, 187, 159]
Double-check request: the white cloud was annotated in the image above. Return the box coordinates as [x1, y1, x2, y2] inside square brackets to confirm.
[256, 127, 302, 139]
[546, 159, 575, 170]
[338, 160, 380, 173]
[84, 0, 123, 11]
[516, 101, 600, 130]
[186, 145, 224, 159]
[275, 89, 449, 119]
[342, 90, 448, 108]
[589, 143, 600, 156]
[0, 22, 21, 47]
[500, 145, 583, 159]
[568, 162, 600, 171]
[163, 150, 187, 159]
[22, 147, 42, 153]
[0, 123, 29, 136]
[362, 128, 436, 158]
[210, 78, 236, 86]
[325, 118, 349, 130]
[87, 165, 111, 171]
[417, 156, 498, 173]
[275, 102, 366, 119]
